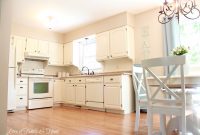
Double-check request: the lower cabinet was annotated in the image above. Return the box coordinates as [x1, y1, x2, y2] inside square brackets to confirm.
[53, 80, 65, 103]
[65, 84, 76, 104]
[53, 74, 134, 114]
[16, 78, 28, 109]
[104, 84, 122, 109]
[104, 75, 134, 114]
[63, 78, 86, 106]
[75, 84, 86, 105]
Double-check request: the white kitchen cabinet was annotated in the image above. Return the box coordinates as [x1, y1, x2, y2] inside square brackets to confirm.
[110, 27, 128, 58]
[49, 42, 63, 66]
[14, 36, 26, 63]
[25, 38, 49, 57]
[96, 26, 135, 61]
[26, 38, 38, 54]
[38, 40, 49, 57]
[75, 84, 85, 105]
[104, 84, 122, 110]
[63, 78, 86, 106]
[64, 84, 76, 104]
[64, 42, 73, 66]
[15, 78, 28, 109]
[104, 75, 134, 114]
[96, 31, 110, 61]
[53, 80, 64, 103]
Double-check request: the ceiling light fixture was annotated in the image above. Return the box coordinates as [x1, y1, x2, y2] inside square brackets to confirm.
[158, 0, 200, 24]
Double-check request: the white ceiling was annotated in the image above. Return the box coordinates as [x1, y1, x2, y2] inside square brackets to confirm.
[11, 0, 162, 33]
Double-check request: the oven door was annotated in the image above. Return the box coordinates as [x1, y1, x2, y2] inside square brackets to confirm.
[29, 78, 53, 99]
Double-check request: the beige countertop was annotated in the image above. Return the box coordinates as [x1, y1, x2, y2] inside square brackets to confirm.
[53, 70, 132, 79]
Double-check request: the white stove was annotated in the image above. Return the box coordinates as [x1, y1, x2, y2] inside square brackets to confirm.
[20, 61, 53, 109]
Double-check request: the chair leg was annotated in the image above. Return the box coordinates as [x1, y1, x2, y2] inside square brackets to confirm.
[147, 108, 153, 135]
[134, 104, 140, 131]
[160, 114, 166, 135]
[181, 115, 186, 135]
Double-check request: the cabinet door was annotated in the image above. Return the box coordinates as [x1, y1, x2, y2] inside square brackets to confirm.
[64, 84, 75, 104]
[64, 42, 73, 65]
[53, 80, 64, 103]
[38, 40, 49, 57]
[75, 84, 85, 105]
[110, 27, 128, 58]
[15, 36, 26, 63]
[26, 38, 38, 54]
[49, 42, 63, 65]
[96, 31, 110, 61]
[104, 85, 122, 109]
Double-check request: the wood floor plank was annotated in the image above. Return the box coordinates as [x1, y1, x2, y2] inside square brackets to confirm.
[7, 107, 158, 135]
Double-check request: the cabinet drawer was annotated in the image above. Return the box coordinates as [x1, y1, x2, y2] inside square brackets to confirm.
[104, 76, 121, 83]
[16, 85, 27, 95]
[65, 78, 75, 83]
[86, 77, 103, 83]
[16, 96, 27, 107]
[75, 78, 85, 84]
[16, 78, 28, 85]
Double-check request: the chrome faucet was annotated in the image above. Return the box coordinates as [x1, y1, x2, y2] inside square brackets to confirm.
[81, 66, 90, 75]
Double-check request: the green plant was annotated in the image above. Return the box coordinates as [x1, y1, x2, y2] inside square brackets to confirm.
[172, 46, 189, 56]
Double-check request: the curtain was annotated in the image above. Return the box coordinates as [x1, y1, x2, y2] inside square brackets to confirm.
[162, 18, 180, 74]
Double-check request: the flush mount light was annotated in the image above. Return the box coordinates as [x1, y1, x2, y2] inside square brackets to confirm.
[158, 0, 200, 24]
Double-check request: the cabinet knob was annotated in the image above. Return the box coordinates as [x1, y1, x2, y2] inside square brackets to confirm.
[110, 78, 113, 81]
[104, 85, 106, 86]
[79, 80, 81, 82]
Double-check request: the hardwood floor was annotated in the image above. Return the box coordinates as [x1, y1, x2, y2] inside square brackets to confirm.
[7, 107, 159, 135]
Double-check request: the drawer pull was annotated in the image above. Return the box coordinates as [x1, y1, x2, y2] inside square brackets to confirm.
[110, 78, 113, 81]
[20, 87, 23, 89]
[20, 81, 23, 82]
[19, 98, 23, 100]
[79, 80, 81, 82]
[69, 80, 71, 82]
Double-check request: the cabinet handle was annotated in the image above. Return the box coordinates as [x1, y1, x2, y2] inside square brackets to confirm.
[20, 87, 23, 89]
[19, 98, 23, 100]
[79, 80, 81, 82]
[73, 85, 74, 86]
[104, 85, 106, 86]
[110, 78, 113, 81]
[20, 81, 23, 82]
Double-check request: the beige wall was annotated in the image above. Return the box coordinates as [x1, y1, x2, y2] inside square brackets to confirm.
[134, 8, 164, 64]
[11, 23, 64, 43]
[64, 12, 134, 43]
[0, 0, 11, 134]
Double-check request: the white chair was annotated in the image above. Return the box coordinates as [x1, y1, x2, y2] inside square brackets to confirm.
[132, 65, 148, 132]
[141, 55, 189, 135]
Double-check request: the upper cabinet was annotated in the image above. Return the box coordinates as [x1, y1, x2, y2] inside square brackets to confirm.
[96, 26, 135, 61]
[25, 38, 49, 57]
[63, 42, 73, 66]
[48, 42, 63, 66]
[96, 31, 110, 60]
[14, 36, 26, 63]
